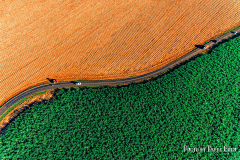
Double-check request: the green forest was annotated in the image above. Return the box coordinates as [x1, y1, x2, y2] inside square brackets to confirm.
[0, 35, 239, 159]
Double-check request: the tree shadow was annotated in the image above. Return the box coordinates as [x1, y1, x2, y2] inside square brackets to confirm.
[211, 40, 218, 43]
[47, 78, 57, 83]
[47, 78, 54, 83]
[195, 45, 205, 49]
[70, 81, 76, 84]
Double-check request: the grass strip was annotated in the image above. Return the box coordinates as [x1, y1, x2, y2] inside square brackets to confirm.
[0, 91, 47, 122]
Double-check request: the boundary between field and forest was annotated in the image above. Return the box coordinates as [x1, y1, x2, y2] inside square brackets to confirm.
[0, 91, 47, 122]
[0, 26, 239, 122]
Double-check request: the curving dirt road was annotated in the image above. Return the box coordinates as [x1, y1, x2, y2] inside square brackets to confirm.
[0, 27, 239, 116]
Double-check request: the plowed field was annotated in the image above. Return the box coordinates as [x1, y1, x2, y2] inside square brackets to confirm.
[0, 0, 239, 106]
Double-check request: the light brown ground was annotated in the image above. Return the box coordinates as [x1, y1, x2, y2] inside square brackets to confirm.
[0, 90, 53, 132]
[0, 0, 239, 106]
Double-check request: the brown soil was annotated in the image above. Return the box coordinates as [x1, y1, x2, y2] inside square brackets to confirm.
[0, 90, 53, 132]
[0, 0, 239, 106]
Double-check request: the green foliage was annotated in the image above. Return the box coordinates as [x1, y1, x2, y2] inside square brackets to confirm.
[0, 36, 240, 159]
[129, 74, 137, 78]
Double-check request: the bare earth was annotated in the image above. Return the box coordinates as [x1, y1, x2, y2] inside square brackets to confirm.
[0, 0, 239, 106]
